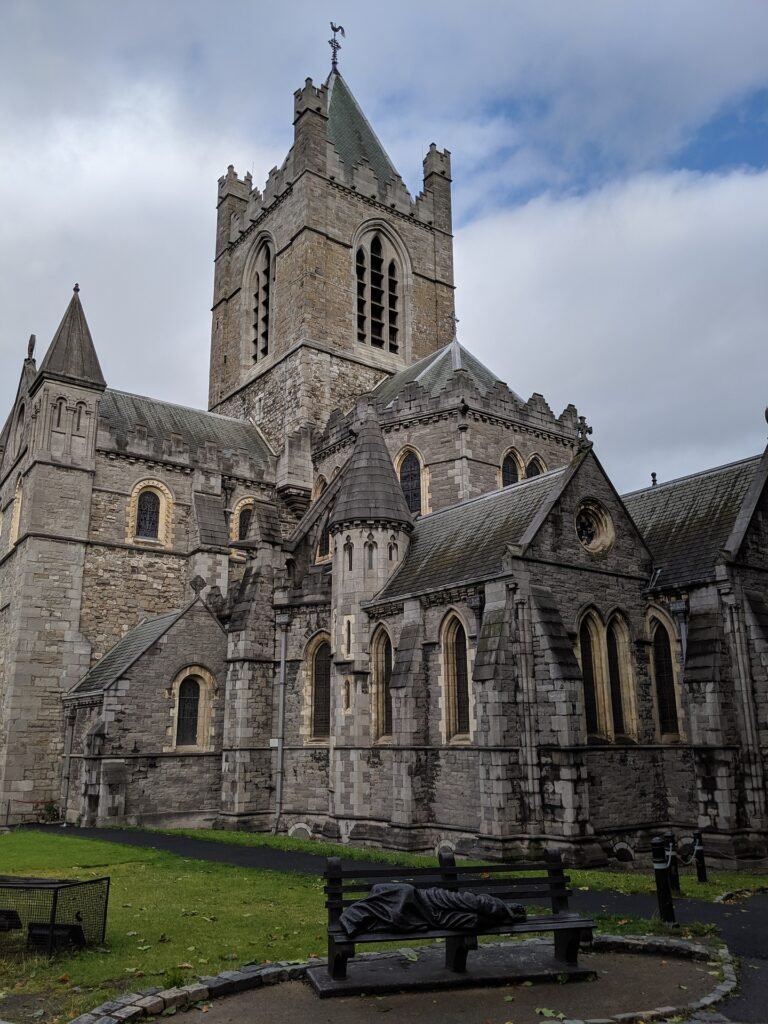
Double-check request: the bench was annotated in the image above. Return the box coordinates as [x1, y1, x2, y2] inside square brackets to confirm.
[323, 851, 595, 980]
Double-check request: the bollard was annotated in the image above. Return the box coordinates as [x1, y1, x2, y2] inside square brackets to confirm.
[693, 830, 708, 883]
[652, 835, 677, 925]
[664, 830, 681, 895]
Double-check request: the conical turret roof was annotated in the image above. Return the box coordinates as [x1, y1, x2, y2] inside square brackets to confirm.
[37, 285, 106, 389]
[326, 71, 400, 189]
[329, 411, 413, 529]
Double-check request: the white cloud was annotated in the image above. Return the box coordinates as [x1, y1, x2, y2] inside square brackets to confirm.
[0, 84, 279, 416]
[1, 0, 768, 497]
[455, 168, 768, 492]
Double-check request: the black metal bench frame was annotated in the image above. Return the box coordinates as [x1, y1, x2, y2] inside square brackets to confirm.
[323, 851, 595, 980]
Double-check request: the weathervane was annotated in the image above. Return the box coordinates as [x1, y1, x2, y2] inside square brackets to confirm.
[329, 22, 345, 72]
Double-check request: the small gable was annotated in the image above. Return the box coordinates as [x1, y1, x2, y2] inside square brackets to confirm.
[522, 449, 653, 578]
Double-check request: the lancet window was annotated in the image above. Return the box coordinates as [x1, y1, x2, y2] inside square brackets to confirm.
[251, 241, 273, 361]
[356, 232, 400, 353]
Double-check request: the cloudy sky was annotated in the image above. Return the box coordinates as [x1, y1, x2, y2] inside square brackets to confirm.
[2, 1, 767, 492]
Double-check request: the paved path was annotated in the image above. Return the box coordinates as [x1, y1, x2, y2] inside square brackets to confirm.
[28, 826, 767, 1022]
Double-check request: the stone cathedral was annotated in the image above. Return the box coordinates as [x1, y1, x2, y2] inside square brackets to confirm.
[1, 62, 767, 864]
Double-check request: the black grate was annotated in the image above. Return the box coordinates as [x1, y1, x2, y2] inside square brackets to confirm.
[0, 875, 109, 957]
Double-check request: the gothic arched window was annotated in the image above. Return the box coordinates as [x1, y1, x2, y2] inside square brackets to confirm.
[526, 456, 545, 479]
[502, 453, 520, 487]
[136, 490, 161, 539]
[399, 451, 422, 515]
[251, 241, 273, 361]
[176, 677, 200, 746]
[312, 641, 332, 738]
[356, 232, 401, 353]
[373, 629, 393, 738]
[317, 517, 331, 560]
[579, 618, 600, 738]
[444, 616, 471, 739]
[237, 506, 253, 541]
[652, 620, 680, 737]
[606, 621, 626, 736]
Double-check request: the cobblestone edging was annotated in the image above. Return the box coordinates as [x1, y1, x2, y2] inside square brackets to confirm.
[62, 934, 737, 1024]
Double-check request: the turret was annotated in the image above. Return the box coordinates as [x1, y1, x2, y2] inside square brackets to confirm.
[329, 403, 412, 673]
[422, 143, 452, 235]
[293, 78, 329, 176]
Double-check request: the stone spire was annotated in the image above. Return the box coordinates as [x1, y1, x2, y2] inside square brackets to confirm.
[329, 411, 413, 529]
[325, 71, 400, 189]
[37, 284, 106, 390]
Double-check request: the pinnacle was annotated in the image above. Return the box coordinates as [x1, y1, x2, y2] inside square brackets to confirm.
[37, 285, 106, 389]
[328, 410, 413, 529]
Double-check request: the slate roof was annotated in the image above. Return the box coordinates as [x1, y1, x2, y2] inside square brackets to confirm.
[38, 287, 106, 389]
[194, 493, 228, 547]
[67, 609, 185, 696]
[623, 455, 762, 590]
[376, 469, 566, 602]
[99, 390, 272, 468]
[329, 414, 413, 528]
[371, 339, 520, 408]
[326, 71, 399, 188]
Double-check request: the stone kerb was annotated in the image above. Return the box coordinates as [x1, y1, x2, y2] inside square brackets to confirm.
[64, 933, 737, 1024]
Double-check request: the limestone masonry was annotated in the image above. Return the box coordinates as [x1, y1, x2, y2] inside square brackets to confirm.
[1, 62, 766, 864]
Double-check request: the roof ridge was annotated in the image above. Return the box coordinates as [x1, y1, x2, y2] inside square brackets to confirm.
[622, 453, 761, 498]
[417, 467, 567, 522]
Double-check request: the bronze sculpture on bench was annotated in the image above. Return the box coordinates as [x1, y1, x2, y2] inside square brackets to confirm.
[323, 850, 594, 980]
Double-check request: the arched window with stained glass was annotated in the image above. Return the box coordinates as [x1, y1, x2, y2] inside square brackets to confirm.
[312, 640, 332, 738]
[136, 490, 161, 539]
[651, 619, 680, 737]
[176, 677, 200, 746]
[399, 451, 422, 515]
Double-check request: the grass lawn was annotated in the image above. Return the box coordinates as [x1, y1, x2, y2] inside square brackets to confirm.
[0, 829, 759, 1022]
[0, 832, 327, 1022]
[159, 826, 768, 902]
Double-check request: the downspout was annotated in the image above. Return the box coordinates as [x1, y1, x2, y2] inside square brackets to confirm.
[60, 709, 76, 824]
[273, 611, 291, 834]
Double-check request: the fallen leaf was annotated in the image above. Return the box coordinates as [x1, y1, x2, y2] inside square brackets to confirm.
[503, 994, 515, 1002]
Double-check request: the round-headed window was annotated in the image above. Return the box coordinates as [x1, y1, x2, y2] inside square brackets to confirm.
[575, 499, 614, 554]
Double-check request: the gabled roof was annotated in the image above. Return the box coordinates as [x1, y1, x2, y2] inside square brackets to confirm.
[99, 390, 272, 469]
[623, 455, 763, 590]
[67, 609, 185, 697]
[329, 414, 413, 529]
[326, 71, 399, 188]
[37, 286, 106, 390]
[375, 468, 567, 602]
[371, 339, 520, 409]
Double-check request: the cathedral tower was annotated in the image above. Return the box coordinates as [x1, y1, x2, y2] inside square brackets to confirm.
[208, 68, 455, 472]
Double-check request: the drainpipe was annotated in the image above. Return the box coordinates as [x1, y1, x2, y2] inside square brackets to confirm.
[60, 709, 76, 823]
[273, 611, 292, 834]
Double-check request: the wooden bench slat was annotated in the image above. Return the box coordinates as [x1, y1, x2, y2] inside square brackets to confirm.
[328, 914, 595, 943]
[325, 864, 561, 880]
